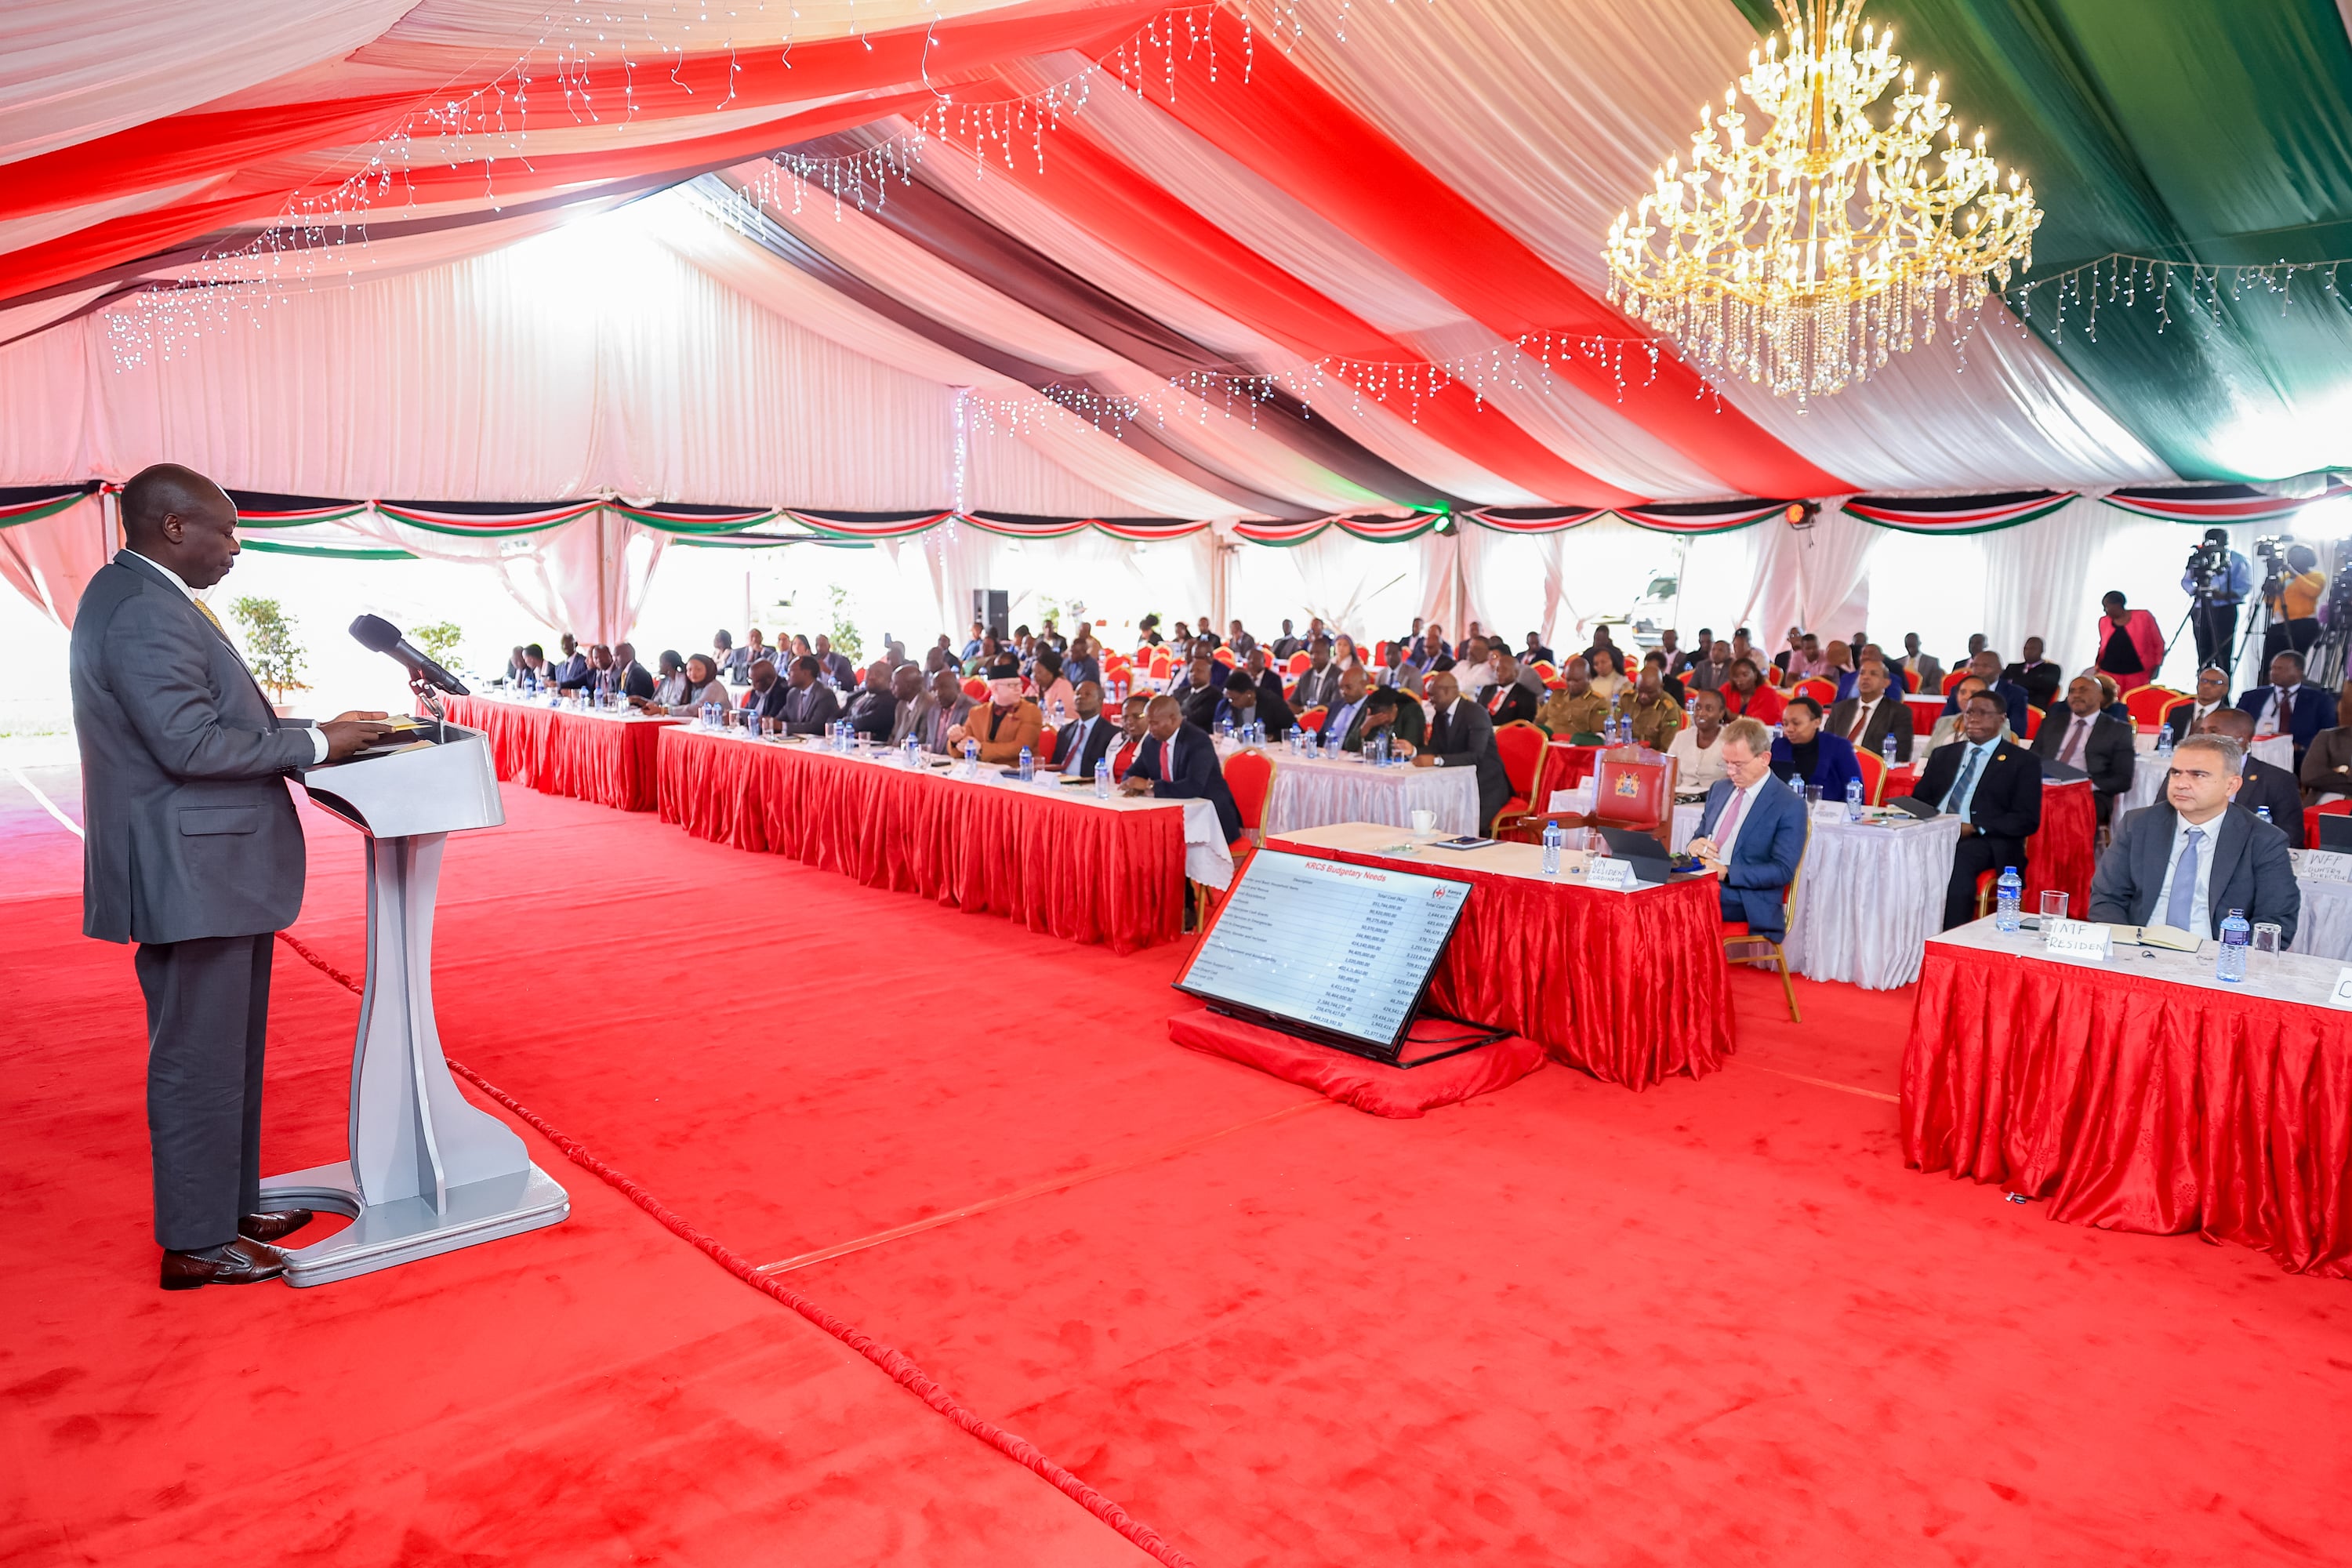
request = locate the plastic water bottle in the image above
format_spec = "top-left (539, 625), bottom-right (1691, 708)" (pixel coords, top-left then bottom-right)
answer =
top-left (1287, 725), bottom-right (1302, 754)
top-left (903, 736), bottom-right (920, 768)
top-left (1220, 716), bottom-right (1235, 742)
top-left (1845, 777), bottom-right (1864, 820)
top-left (1541, 821), bottom-right (1563, 878)
top-left (1786, 773), bottom-right (1804, 797)
top-left (1326, 731), bottom-right (1343, 760)
top-left (1094, 757), bottom-right (1112, 798)
top-left (2216, 908), bottom-right (2250, 982)
top-left (1881, 734), bottom-right (1898, 770)
top-left (1994, 866), bottom-right (2023, 932)
top-left (1053, 699), bottom-right (1067, 726)
top-left (2156, 728), bottom-right (2175, 757)
top-left (962, 738), bottom-right (978, 771)
top-left (1018, 745), bottom-right (1034, 782)
top-left (2256, 806), bottom-right (2273, 826)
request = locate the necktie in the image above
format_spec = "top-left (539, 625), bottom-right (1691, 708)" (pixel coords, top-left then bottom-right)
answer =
top-left (2165, 826), bottom-right (2205, 930)
top-left (1848, 703), bottom-right (1869, 742)
top-left (1160, 736), bottom-right (1175, 782)
top-left (1944, 746), bottom-right (1984, 816)
top-left (2278, 688), bottom-right (2294, 731)
top-left (2060, 717), bottom-right (2086, 765)
top-left (192, 598), bottom-right (227, 638)
top-left (1714, 787), bottom-right (1747, 848)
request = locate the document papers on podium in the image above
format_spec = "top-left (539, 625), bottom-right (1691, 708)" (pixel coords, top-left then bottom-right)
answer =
top-left (1175, 850), bottom-right (1469, 1056)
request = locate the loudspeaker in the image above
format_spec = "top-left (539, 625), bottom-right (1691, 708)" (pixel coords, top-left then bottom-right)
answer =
top-left (973, 590), bottom-right (1008, 639)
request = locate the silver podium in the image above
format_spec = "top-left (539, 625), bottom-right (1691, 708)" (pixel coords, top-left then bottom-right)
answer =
top-left (261, 719), bottom-right (569, 1286)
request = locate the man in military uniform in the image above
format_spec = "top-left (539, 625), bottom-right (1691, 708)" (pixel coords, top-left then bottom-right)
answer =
top-left (1625, 665), bottom-right (1684, 751)
top-left (1536, 656), bottom-right (1609, 740)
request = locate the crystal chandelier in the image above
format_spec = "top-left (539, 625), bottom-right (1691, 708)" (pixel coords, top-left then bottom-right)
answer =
top-left (1604, 0), bottom-right (2043, 402)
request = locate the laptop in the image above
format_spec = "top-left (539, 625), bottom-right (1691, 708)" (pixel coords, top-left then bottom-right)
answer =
top-left (2320, 814), bottom-right (2352, 854)
top-left (1595, 825), bottom-right (1675, 884)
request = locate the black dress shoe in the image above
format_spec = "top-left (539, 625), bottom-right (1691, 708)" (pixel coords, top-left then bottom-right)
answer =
top-left (160, 1237), bottom-right (287, 1290)
top-left (238, 1209), bottom-right (314, 1243)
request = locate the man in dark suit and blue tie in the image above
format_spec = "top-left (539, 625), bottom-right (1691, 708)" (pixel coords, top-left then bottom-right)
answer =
top-left (71, 464), bottom-right (395, 1290)
top-left (1119, 695), bottom-right (1243, 844)
top-left (1687, 716), bottom-right (1808, 940)
top-left (2238, 648), bottom-right (2337, 771)
top-left (1910, 690), bottom-right (2045, 929)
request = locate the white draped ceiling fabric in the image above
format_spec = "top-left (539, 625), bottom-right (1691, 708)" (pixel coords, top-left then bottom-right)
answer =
top-left (0, 0), bottom-right (2321, 662)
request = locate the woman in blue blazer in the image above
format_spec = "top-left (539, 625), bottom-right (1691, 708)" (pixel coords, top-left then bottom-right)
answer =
top-left (1769, 695), bottom-right (1863, 797)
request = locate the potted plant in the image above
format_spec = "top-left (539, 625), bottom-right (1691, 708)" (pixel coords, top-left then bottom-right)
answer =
top-left (226, 596), bottom-right (308, 716)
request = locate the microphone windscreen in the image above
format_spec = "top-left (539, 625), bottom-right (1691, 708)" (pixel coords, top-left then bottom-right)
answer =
top-left (350, 614), bottom-right (401, 653)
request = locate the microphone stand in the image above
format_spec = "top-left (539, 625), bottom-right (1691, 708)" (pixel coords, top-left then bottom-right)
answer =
top-left (414, 677), bottom-right (447, 742)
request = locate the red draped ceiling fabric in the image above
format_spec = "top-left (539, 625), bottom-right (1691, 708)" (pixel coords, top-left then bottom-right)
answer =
top-left (657, 728), bottom-right (1185, 953)
top-left (1904, 939), bottom-right (2352, 1279)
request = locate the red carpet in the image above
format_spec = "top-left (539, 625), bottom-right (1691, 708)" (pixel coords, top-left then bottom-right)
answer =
top-left (5, 770), bottom-right (2350, 1565)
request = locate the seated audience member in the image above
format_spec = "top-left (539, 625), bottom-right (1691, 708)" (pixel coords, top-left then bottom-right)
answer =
top-left (1669, 688), bottom-right (1730, 792)
top-left (1769, 695), bottom-right (1863, 797)
top-left (1654, 629), bottom-right (1685, 674)
top-left (1417, 625), bottom-right (1455, 669)
top-left (2239, 648), bottom-right (2337, 770)
top-left (1136, 614), bottom-right (1164, 648)
top-left (1226, 619), bottom-right (1254, 658)
top-left (1270, 619), bottom-right (1302, 660)
top-left (581, 644), bottom-right (616, 697)
top-left (1536, 657), bottom-right (1610, 740)
top-left (1816, 640), bottom-right (1858, 701)
top-left (1214, 670), bottom-right (1297, 737)
top-left (915, 667), bottom-right (973, 752)
top-left (551, 633), bottom-right (590, 690)
top-left (1064, 633), bottom-right (1102, 691)
top-left (1688, 717), bottom-right (1809, 941)
top-left (1687, 639), bottom-right (1734, 693)
top-left (1828, 658), bottom-right (1913, 764)
top-left (1523, 630), bottom-right (1556, 666)
top-left (1409, 670), bottom-right (1508, 835)
top-left (1718, 658), bottom-right (1787, 725)
top-left (789, 633), bottom-right (815, 662)
top-left (610, 642), bottom-right (655, 702)
top-left (2204, 708), bottom-right (2306, 848)
top-left (1926, 674), bottom-right (2009, 750)
top-left (649, 650), bottom-right (688, 706)
top-left (1291, 638), bottom-right (1343, 710)
top-left (1585, 644), bottom-right (1628, 702)
top-left (1625, 664), bottom-right (1683, 750)
top-left (814, 634), bottom-right (855, 688)
top-left (1911, 691), bottom-right (2044, 929)
top-left (1172, 652), bottom-right (1228, 730)
top-left (1896, 632), bottom-right (1943, 691)
top-left (1640, 649), bottom-right (1687, 706)
top-left (1117, 695), bottom-right (1243, 843)
top-left (1315, 666), bottom-right (1375, 749)
top-left (2162, 666), bottom-right (2233, 742)
top-left (2092, 590), bottom-right (2165, 693)
top-left (1032, 647), bottom-right (1078, 722)
top-left (2089, 733), bottom-right (2299, 943)
top-left (640, 652), bottom-right (730, 716)
top-left (961, 620), bottom-right (987, 661)
top-left (1332, 633), bottom-right (1359, 668)
top-left (2297, 679), bottom-right (2352, 804)
top-left (1479, 652), bottom-right (1538, 727)
top-left (1241, 647), bottom-right (1288, 710)
top-left (1377, 639), bottom-right (1425, 696)
top-left (1939, 648), bottom-right (2031, 736)
top-left (2031, 673), bottom-right (2136, 825)
top-left (777, 653), bottom-right (844, 735)
top-left (946, 655), bottom-right (1042, 762)
top-left (2004, 637), bottom-right (2063, 711)
top-left (1107, 694), bottom-right (1152, 777)
top-left (1353, 687), bottom-right (1427, 753)
top-left (1455, 637), bottom-right (1495, 698)
top-left (739, 628), bottom-right (776, 675)
top-left (1047, 681), bottom-right (1118, 774)
top-left (847, 662), bottom-right (898, 740)
top-left (2087, 668), bottom-right (2132, 724)
top-left (884, 665), bottom-right (930, 745)
top-left (740, 658), bottom-right (792, 727)
top-left (503, 644), bottom-right (532, 683)
top-left (712, 630), bottom-right (742, 681)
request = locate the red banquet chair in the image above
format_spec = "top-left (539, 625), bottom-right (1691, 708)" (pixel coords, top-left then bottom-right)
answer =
top-left (1213, 647), bottom-right (1240, 668)
top-left (960, 675), bottom-right (987, 701)
top-left (1488, 720), bottom-right (1557, 840)
top-left (1794, 677), bottom-right (1838, 707)
top-left (1191, 748), bottom-right (1276, 942)
top-left (1285, 650), bottom-right (1311, 676)
top-left (1901, 669), bottom-right (1921, 692)
top-left (1539, 746), bottom-right (1680, 851)
top-left (1856, 746), bottom-right (1889, 807)
top-left (1296, 706), bottom-right (1327, 734)
top-left (2125, 684), bottom-right (2185, 729)
top-left (2020, 704), bottom-right (2045, 740)
top-left (1148, 651), bottom-right (1173, 681)
top-left (1941, 668), bottom-right (1970, 695)
top-left (1725, 833), bottom-right (1808, 1023)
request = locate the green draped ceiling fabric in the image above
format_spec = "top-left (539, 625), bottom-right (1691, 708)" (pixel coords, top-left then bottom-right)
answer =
top-left (1728, 0), bottom-right (2352, 481)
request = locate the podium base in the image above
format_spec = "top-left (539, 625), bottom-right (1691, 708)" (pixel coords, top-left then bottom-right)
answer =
top-left (258, 1160), bottom-right (571, 1287)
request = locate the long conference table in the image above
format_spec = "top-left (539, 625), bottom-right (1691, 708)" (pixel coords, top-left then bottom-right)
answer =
top-left (441, 692), bottom-right (675, 812)
top-left (1269, 822), bottom-right (1735, 1089)
top-left (658, 725), bottom-right (1232, 955)
top-left (1904, 918), bottom-right (2352, 1278)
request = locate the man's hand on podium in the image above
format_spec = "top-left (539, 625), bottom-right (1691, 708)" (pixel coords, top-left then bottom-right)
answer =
top-left (321, 712), bottom-right (397, 760)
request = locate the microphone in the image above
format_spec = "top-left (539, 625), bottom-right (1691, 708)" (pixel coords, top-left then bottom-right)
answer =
top-left (350, 614), bottom-right (469, 695)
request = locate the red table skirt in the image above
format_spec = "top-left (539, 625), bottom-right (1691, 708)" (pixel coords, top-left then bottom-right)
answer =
top-left (1262, 840), bottom-right (1734, 1088)
top-left (1881, 769), bottom-right (2096, 913)
top-left (659, 728), bottom-right (1185, 953)
top-left (443, 695), bottom-right (672, 812)
top-left (1903, 940), bottom-right (2352, 1277)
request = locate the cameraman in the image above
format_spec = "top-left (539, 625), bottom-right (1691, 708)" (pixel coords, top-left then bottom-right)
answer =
top-left (2263, 541), bottom-right (2327, 664)
top-left (2180, 526), bottom-right (2252, 670)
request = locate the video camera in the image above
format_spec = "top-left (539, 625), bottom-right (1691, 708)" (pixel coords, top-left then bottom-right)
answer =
top-left (2184, 527), bottom-right (2237, 598)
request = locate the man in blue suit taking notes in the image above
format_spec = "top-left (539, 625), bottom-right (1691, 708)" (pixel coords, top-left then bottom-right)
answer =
top-left (1688, 716), bottom-right (1809, 940)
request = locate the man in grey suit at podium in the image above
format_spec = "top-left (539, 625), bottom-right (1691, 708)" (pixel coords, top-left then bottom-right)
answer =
top-left (71, 464), bottom-right (394, 1290)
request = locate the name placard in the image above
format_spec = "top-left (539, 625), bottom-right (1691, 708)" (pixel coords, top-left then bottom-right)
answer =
top-left (2301, 850), bottom-right (2352, 883)
top-left (2042, 917), bottom-right (2112, 963)
top-left (2328, 968), bottom-right (2352, 1011)
top-left (1583, 856), bottom-right (1638, 891)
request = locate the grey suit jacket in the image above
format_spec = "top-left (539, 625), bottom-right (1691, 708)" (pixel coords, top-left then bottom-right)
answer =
top-left (71, 553), bottom-right (316, 945)
top-left (2089, 802), bottom-right (2299, 945)
top-left (2029, 708), bottom-right (2136, 797)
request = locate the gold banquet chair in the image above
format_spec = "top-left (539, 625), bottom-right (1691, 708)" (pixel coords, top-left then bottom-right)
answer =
top-left (1719, 822), bottom-right (1809, 1023)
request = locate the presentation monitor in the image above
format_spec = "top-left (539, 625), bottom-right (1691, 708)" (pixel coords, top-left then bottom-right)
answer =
top-left (1174, 848), bottom-right (1471, 1064)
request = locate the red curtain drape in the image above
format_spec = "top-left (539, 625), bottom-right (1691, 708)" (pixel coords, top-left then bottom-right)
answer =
top-left (1903, 940), bottom-right (2352, 1278)
top-left (1261, 840), bottom-right (1734, 1088)
top-left (659, 729), bottom-right (1185, 953)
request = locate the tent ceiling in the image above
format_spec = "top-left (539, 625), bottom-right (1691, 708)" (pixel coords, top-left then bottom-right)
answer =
top-left (1, 0), bottom-right (2346, 512)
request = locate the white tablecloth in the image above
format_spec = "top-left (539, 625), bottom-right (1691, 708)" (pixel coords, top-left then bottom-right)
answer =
top-left (1250, 747), bottom-right (1480, 837)
top-left (2289, 858), bottom-right (2352, 961)
top-left (1558, 786), bottom-right (1960, 989)
top-left (2131, 730), bottom-right (2290, 771)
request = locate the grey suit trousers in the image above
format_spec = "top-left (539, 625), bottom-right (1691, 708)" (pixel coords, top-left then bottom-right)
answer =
top-left (135, 934), bottom-right (273, 1250)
